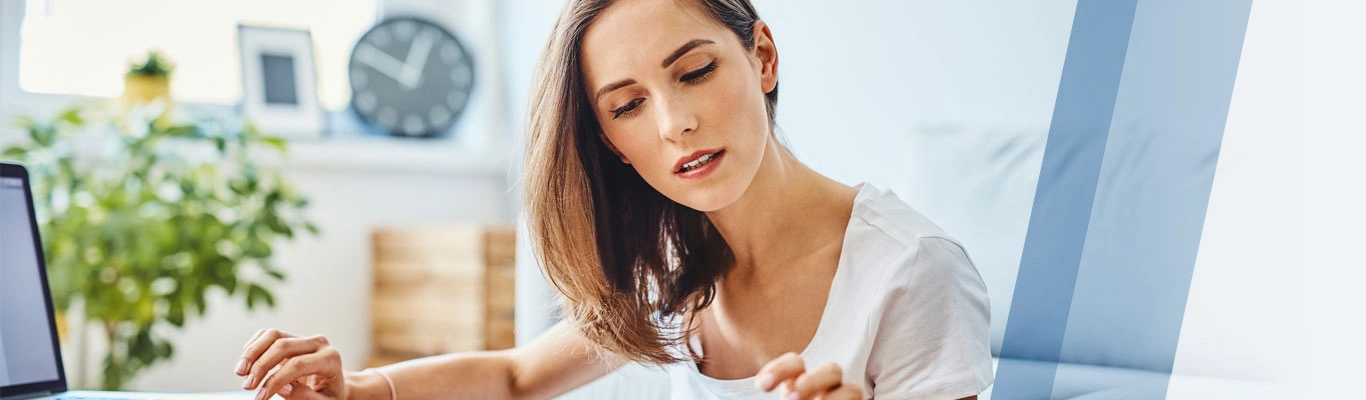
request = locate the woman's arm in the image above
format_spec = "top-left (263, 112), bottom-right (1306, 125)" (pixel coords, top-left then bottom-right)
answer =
top-left (348, 321), bottom-right (624, 400)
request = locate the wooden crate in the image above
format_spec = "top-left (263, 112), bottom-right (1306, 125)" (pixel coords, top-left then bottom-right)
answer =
top-left (368, 224), bottom-right (516, 367)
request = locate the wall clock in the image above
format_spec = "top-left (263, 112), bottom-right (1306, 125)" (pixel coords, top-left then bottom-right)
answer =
top-left (349, 17), bottom-right (475, 138)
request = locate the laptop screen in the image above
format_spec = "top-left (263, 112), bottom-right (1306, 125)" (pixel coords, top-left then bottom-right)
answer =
top-left (0, 175), bottom-right (63, 388)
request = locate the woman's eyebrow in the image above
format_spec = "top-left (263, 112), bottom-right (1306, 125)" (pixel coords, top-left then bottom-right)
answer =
top-left (595, 79), bottom-right (637, 104)
top-left (594, 39), bottom-right (716, 104)
top-left (661, 39), bottom-right (715, 68)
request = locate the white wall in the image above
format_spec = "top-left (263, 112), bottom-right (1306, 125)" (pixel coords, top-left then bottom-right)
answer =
top-left (1170, 0), bottom-right (1366, 393)
top-left (497, 0), bottom-right (570, 347)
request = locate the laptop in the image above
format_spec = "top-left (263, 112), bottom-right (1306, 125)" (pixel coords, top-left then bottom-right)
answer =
top-left (1, 162), bottom-right (217, 400)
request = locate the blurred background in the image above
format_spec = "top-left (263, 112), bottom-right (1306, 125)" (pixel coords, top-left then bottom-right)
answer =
top-left (0, 0), bottom-right (1361, 399)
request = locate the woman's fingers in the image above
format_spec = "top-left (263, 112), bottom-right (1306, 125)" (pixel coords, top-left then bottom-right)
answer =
top-left (254, 347), bottom-right (342, 400)
top-left (790, 361), bottom-right (843, 400)
top-left (756, 352), bottom-right (806, 392)
top-left (281, 378), bottom-right (327, 400)
top-left (755, 355), bottom-right (863, 400)
top-left (243, 334), bottom-right (329, 390)
top-left (239, 329), bottom-right (297, 377)
top-left (238, 329), bottom-right (269, 376)
top-left (244, 329), bottom-right (268, 351)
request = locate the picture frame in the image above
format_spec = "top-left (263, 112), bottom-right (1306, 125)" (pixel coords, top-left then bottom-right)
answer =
top-left (237, 24), bottom-right (325, 139)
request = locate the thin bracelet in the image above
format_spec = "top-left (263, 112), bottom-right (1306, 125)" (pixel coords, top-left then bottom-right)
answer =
top-left (364, 368), bottom-right (397, 400)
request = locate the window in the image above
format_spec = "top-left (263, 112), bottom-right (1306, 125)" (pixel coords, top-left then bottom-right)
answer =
top-left (18, 0), bottom-right (376, 110)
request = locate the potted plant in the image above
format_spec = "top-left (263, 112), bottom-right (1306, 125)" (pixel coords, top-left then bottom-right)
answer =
top-left (2, 102), bottom-right (317, 390)
top-left (123, 50), bottom-right (175, 105)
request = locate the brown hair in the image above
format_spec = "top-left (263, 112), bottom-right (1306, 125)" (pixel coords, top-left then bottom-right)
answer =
top-left (522, 0), bottom-right (778, 364)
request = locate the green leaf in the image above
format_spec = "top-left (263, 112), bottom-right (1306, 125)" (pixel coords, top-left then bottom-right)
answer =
top-left (167, 301), bottom-right (185, 327)
top-left (244, 287), bottom-right (257, 310)
top-left (246, 238), bottom-right (272, 258)
top-left (257, 286), bottom-right (275, 308)
top-left (11, 115), bottom-right (36, 129)
top-left (156, 340), bottom-right (174, 359)
top-left (164, 124), bottom-right (201, 139)
top-left (2, 146), bottom-right (28, 158)
top-left (245, 284), bottom-right (274, 310)
top-left (134, 330), bottom-right (156, 364)
top-left (28, 124), bottom-right (51, 146)
top-left (221, 271), bottom-right (238, 295)
top-left (261, 136), bottom-right (288, 152)
top-left (58, 107), bottom-right (84, 125)
top-left (194, 289), bottom-right (208, 316)
top-left (263, 266), bottom-right (286, 281)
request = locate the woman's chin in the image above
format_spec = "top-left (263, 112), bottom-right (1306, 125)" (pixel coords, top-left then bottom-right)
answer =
top-left (671, 182), bottom-right (747, 213)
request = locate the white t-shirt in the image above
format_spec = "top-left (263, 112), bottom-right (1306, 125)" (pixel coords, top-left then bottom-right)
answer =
top-left (666, 183), bottom-right (994, 399)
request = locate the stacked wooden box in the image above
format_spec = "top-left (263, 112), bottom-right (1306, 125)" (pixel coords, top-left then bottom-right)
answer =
top-left (367, 224), bottom-right (516, 368)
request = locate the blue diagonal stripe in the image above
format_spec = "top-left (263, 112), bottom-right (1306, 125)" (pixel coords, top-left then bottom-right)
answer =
top-left (1053, 0), bottom-right (1252, 397)
top-left (994, 1), bottom-right (1139, 398)
top-left (996, 0), bottom-right (1252, 398)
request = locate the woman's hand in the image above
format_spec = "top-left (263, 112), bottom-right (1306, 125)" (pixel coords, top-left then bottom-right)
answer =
top-left (755, 352), bottom-right (863, 400)
top-left (236, 328), bottom-right (347, 400)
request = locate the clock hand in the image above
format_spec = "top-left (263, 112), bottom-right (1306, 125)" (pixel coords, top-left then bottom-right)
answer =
top-left (355, 43), bottom-right (409, 84)
top-left (401, 29), bottom-right (438, 89)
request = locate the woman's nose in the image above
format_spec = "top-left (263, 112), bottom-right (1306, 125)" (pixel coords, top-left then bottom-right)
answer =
top-left (655, 96), bottom-right (696, 142)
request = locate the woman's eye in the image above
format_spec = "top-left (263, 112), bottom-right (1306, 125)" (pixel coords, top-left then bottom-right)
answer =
top-left (611, 98), bottom-right (643, 119)
top-left (681, 60), bottom-right (717, 83)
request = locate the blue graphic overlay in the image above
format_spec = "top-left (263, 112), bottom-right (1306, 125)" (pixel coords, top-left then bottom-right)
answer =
top-left (1053, 0), bottom-right (1252, 397)
top-left (995, 0), bottom-right (1252, 398)
top-left (995, 0), bottom-right (1139, 398)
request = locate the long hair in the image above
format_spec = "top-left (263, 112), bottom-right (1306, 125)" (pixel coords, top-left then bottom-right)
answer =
top-left (522, 0), bottom-right (778, 364)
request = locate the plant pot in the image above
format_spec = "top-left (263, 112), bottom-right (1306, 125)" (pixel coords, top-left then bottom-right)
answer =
top-left (55, 310), bottom-right (69, 343)
top-left (122, 74), bottom-right (170, 104)
top-left (122, 74), bottom-right (174, 127)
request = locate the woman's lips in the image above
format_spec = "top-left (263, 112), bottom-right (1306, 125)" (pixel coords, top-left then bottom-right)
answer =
top-left (675, 150), bottom-right (725, 180)
top-left (674, 148), bottom-right (725, 173)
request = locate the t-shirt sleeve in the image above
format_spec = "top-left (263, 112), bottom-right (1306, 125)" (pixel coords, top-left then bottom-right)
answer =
top-left (866, 237), bottom-right (994, 399)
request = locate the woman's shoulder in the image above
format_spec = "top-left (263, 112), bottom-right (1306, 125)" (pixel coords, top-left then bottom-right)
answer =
top-left (846, 183), bottom-right (968, 260)
top-left (841, 183), bottom-right (983, 297)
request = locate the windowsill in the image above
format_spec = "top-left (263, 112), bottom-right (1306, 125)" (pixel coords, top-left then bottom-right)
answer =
top-left (0, 96), bottom-right (514, 178)
top-left (271, 135), bottom-right (512, 177)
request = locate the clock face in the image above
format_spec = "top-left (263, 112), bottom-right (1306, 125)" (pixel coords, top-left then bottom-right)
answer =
top-left (348, 17), bottom-right (474, 138)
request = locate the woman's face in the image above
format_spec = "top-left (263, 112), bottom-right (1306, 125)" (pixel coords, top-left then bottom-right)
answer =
top-left (581, 0), bottom-right (778, 212)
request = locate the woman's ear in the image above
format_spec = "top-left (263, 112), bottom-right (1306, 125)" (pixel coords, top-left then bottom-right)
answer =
top-left (752, 20), bottom-right (778, 94)
top-left (599, 132), bottom-right (631, 164)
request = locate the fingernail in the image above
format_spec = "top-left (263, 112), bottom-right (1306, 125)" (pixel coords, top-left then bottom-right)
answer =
top-left (255, 390), bottom-right (267, 400)
top-left (242, 375), bottom-right (254, 390)
top-left (756, 373), bottom-right (774, 390)
top-left (281, 383), bottom-right (293, 396)
top-left (236, 359), bottom-right (248, 375)
top-left (784, 392), bottom-right (799, 400)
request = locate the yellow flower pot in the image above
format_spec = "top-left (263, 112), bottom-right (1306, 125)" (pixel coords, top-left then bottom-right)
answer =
top-left (122, 74), bottom-right (174, 127)
top-left (55, 310), bottom-right (69, 343)
top-left (122, 74), bottom-right (170, 104)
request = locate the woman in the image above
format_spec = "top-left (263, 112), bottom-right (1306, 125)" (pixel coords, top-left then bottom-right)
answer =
top-left (234, 0), bottom-right (993, 398)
